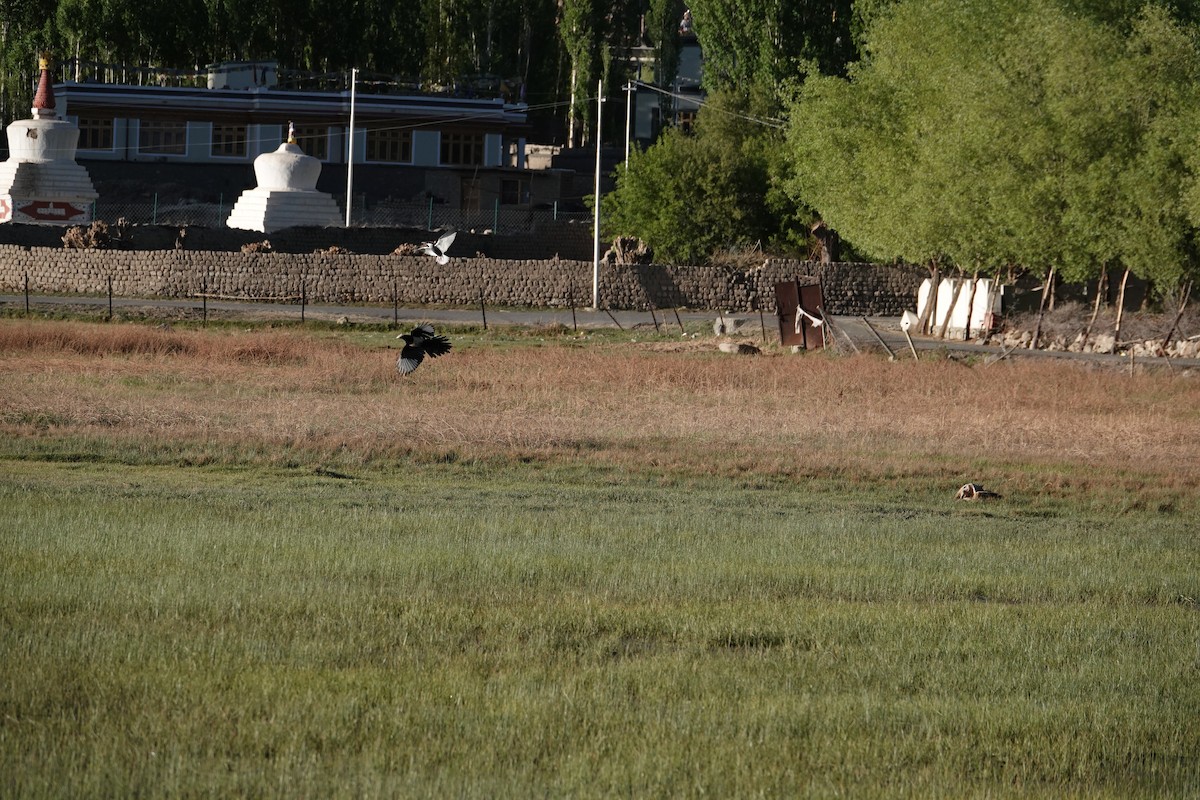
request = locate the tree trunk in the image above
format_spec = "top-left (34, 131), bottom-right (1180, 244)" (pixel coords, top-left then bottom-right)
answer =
top-left (1029, 265), bottom-right (1056, 349)
top-left (1080, 268), bottom-right (1107, 352)
top-left (962, 269), bottom-right (980, 340)
top-left (567, 65), bottom-right (577, 147)
top-left (1159, 281), bottom-right (1192, 355)
top-left (916, 262), bottom-right (940, 335)
top-left (937, 276), bottom-right (966, 339)
top-left (1112, 267), bottom-right (1131, 354)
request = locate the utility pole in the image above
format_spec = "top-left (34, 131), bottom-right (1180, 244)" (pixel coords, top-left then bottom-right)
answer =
top-left (592, 79), bottom-right (604, 309)
top-left (345, 67), bottom-right (358, 227)
top-left (624, 81), bottom-right (636, 169)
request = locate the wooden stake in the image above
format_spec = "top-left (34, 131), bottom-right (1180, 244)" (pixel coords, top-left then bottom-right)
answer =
top-left (819, 310), bottom-right (859, 353)
top-left (861, 316), bottom-right (895, 360)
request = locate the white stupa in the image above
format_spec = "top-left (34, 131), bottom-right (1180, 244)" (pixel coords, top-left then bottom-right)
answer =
top-left (0, 55), bottom-right (98, 225)
top-left (225, 123), bottom-right (343, 232)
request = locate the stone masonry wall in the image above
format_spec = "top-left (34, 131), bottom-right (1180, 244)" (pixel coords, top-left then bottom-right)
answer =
top-left (0, 226), bottom-right (924, 314)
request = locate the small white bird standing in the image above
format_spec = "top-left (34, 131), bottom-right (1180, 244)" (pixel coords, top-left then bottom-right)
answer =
top-left (419, 230), bottom-right (457, 265)
top-left (396, 323), bottom-right (452, 375)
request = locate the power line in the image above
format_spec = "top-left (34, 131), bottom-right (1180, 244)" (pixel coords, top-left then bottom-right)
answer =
top-left (628, 81), bottom-right (786, 129)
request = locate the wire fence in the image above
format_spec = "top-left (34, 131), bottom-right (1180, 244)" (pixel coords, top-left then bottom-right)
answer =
top-left (90, 197), bottom-right (592, 233)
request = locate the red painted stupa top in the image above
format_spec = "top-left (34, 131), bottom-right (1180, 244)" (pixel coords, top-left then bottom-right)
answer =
top-left (32, 54), bottom-right (56, 118)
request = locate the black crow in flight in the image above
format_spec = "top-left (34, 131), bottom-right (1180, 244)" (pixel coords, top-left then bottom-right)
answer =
top-left (396, 323), bottom-right (452, 375)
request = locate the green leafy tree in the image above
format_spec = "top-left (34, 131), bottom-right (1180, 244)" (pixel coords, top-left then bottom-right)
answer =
top-left (689, 0), bottom-right (855, 97)
top-left (644, 0), bottom-right (686, 93)
top-left (1, 0), bottom-right (56, 128)
top-left (557, 0), bottom-right (641, 145)
top-left (604, 89), bottom-right (795, 263)
top-left (788, 0), bottom-right (1200, 291)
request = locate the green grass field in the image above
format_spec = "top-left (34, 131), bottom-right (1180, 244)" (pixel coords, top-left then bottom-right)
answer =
top-left (1, 318), bottom-right (1198, 797)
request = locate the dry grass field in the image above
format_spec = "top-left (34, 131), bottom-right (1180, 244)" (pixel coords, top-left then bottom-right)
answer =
top-left (1, 318), bottom-right (1197, 498)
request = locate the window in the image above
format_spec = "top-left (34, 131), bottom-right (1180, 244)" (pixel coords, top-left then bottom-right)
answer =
top-left (293, 125), bottom-right (328, 160)
top-left (441, 132), bottom-right (484, 165)
top-left (501, 178), bottom-right (529, 205)
top-left (138, 120), bottom-right (186, 155)
top-left (77, 117), bottom-right (113, 151)
top-left (365, 128), bottom-right (412, 163)
top-left (211, 124), bottom-right (246, 158)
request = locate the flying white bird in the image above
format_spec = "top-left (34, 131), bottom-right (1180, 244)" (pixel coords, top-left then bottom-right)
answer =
top-left (419, 230), bottom-right (457, 265)
top-left (396, 323), bottom-right (452, 375)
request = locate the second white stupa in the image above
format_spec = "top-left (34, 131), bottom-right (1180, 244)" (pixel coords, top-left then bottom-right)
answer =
top-left (226, 123), bottom-right (342, 232)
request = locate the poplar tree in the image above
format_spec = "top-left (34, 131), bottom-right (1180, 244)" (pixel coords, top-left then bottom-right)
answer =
top-left (788, 0), bottom-right (1200, 291)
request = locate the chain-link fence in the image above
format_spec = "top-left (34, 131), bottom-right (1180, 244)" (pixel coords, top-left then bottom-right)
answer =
top-left (91, 197), bottom-right (591, 233)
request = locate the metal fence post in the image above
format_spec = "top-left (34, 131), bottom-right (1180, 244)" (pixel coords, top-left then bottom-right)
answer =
top-left (493, 198), bottom-right (499, 234)
top-left (427, 196), bottom-right (433, 230)
top-left (152, 193), bottom-right (158, 225)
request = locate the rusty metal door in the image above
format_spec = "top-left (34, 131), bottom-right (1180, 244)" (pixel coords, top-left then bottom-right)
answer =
top-left (775, 281), bottom-right (803, 346)
top-left (774, 280), bottom-right (825, 349)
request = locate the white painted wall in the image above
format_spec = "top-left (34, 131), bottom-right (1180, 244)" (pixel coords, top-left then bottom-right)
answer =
top-left (916, 277), bottom-right (1003, 336)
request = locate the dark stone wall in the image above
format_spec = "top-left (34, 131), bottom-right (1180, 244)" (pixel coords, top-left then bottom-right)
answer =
top-left (0, 225), bottom-right (924, 314)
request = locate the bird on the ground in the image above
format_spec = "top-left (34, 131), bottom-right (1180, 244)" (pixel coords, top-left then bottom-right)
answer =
top-left (419, 230), bottom-right (457, 265)
top-left (955, 483), bottom-right (1002, 501)
top-left (396, 323), bottom-right (452, 375)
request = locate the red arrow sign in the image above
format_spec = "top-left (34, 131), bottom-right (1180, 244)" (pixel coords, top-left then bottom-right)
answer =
top-left (17, 200), bottom-right (87, 222)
